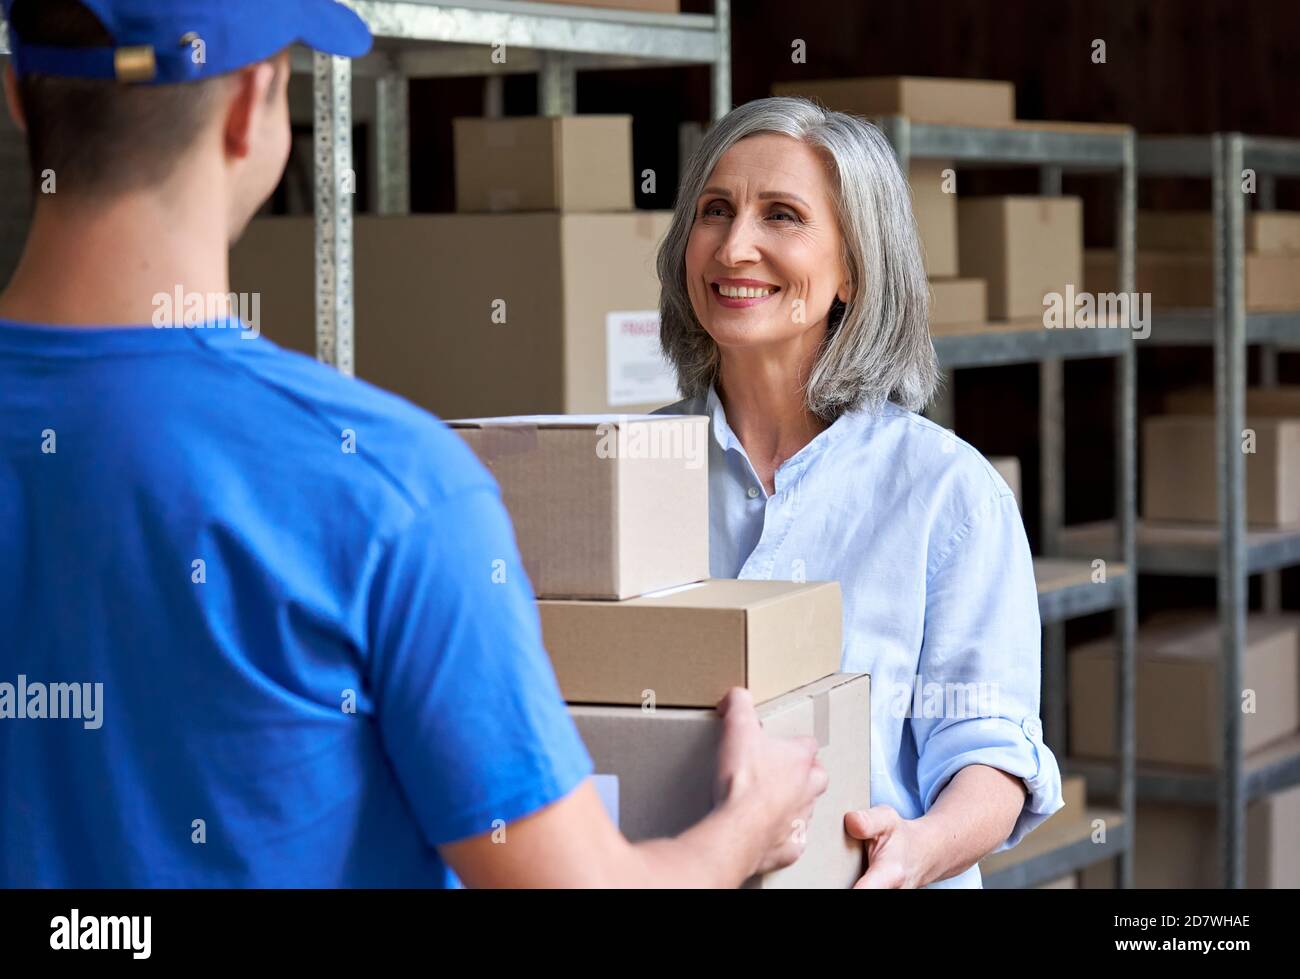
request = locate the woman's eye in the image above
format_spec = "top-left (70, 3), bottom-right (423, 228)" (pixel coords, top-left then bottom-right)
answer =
top-left (768, 208), bottom-right (799, 222)
top-left (701, 204), bottom-right (729, 218)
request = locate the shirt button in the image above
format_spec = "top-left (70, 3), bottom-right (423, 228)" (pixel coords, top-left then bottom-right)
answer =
top-left (747, 487), bottom-right (760, 499)
top-left (1022, 717), bottom-right (1043, 740)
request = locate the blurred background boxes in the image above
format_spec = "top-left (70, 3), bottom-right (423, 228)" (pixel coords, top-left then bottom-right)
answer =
top-left (957, 196), bottom-right (1083, 320)
top-left (453, 115), bottom-right (634, 213)
top-left (910, 159), bottom-right (958, 277)
top-left (451, 415), bottom-right (708, 599)
top-left (771, 75), bottom-right (1015, 126)
top-left (929, 277), bottom-right (988, 325)
top-left (540, 579), bottom-right (843, 706)
top-left (1080, 786), bottom-right (1300, 888)
top-left (1137, 210), bottom-right (1300, 253)
top-left (1069, 614), bottom-right (1300, 767)
top-left (231, 212), bottom-right (676, 418)
top-left (1143, 415), bottom-right (1300, 525)
top-left (1085, 249), bottom-right (1300, 310)
top-left (571, 673), bottom-right (870, 888)
top-left (1165, 384), bottom-right (1300, 416)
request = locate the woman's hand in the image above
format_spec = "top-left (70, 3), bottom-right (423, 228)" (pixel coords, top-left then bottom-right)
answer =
top-left (844, 805), bottom-right (937, 889)
top-left (846, 765), bottom-right (1029, 888)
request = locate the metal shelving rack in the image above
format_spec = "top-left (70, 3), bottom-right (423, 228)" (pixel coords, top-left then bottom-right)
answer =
top-left (875, 117), bottom-right (1139, 887)
top-left (298, 0), bottom-right (732, 376)
top-left (1061, 133), bottom-right (1300, 889)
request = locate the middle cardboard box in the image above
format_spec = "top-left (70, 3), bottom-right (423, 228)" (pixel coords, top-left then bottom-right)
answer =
top-left (541, 578), bottom-right (844, 707)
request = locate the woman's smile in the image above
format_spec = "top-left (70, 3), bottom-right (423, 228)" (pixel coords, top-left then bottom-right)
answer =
top-left (711, 277), bottom-right (782, 308)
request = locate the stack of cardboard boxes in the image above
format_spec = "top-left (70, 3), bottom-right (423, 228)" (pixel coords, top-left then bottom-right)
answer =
top-left (230, 115), bottom-right (677, 419)
top-left (1086, 210), bottom-right (1300, 311)
top-left (770, 75), bottom-right (1093, 331)
top-left (1069, 612), bottom-right (1300, 887)
top-left (450, 413), bottom-right (870, 888)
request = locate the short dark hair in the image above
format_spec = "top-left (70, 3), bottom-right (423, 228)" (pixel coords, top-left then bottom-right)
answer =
top-left (10, 0), bottom-right (227, 196)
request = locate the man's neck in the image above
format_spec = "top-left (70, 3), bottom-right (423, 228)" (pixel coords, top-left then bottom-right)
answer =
top-left (0, 180), bottom-right (231, 328)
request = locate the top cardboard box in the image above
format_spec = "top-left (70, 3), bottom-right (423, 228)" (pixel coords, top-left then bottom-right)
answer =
top-left (451, 414), bottom-right (709, 599)
top-left (454, 116), bottom-right (634, 213)
top-left (771, 76), bottom-right (1015, 127)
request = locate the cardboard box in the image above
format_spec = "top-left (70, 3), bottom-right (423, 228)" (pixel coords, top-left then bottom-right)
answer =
top-left (957, 196), bottom-right (1083, 320)
top-left (929, 277), bottom-right (987, 325)
top-left (771, 76), bottom-right (1015, 127)
top-left (230, 213), bottom-right (677, 418)
top-left (541, 579), bottom-right (843, 706)
top-left (451, 415), bottom-right (708, 600)
top-left (1165, 385), bottom-right (1300, 418)
top-left (1069, 614), bottom-right (1300, 767)
top-left (1080, 786), bottom-right (1300, 888)
top-left (1085, 249), bottom-right (1300, 310)
top-left (453, 116), bottom-right (634, 213)
top-left (987, 455), bottom-right (1021, 511)
top-left (572, 672), bottom-right (870, 888)
top-left (1138, 210), bottom-right (1300, 254)
top-left (911, 160), bottom-right (958, 276)
top-left (1143, 414), bottom-right (1300, 526)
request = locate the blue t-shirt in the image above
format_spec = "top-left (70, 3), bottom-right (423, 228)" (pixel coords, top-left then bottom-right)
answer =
top-left (0, 317), bottom-right (593, 887)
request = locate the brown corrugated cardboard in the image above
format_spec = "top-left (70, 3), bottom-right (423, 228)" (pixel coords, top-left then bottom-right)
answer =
top-left (541, 579), bottom-right (843, 706)
top-left (1137, 210), bottom-right (1300, 254)
top-left (450, 415), bottom-right (708, 600)
top-left (572, 672), bottom-right (870, 888)
top-left (1080, 786), bottom-right (1300, 888)
top-left (987, 456), bottom-right (1021, 511)
top-left (772, 76), bottom-right (1015, 127)
top-left (1143, 415), bottom-right (1300, 525)
top-left (1166, 385), bottom-right (1300, 417)
top-left (453, 116), bottom-right (634, 213)
top-left (957, 196), bottom-right (1083, 320)
top-left (1069, 614), bottom-right (1300, 767)
top-left (229, 213), bottom-right (676, 418)
top-left (929, 277), bottom-right (987, 325)
top-left (910, 160), bottom-right (958, 276)
top-left (1085, 248), bottom-right (1300, 310)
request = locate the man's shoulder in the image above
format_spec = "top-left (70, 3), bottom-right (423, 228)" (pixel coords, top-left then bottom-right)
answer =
top-left (203, 334), bottom-right (496, 512)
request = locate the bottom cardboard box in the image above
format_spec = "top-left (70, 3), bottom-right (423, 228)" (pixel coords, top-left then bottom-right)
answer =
top-left (571, 673), bottom-right (870, 888)
top-left (929, 277), bottom-right (988, 325)
top-left (1080, 785), bottom-right (1300, 888)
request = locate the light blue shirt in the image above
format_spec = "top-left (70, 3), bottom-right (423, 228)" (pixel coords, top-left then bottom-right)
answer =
top-left (658, 386), bottom-right (1063, 889)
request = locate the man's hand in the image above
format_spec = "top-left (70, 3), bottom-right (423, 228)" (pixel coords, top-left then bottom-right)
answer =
top-left (714, 688), bottom-right (829, 875)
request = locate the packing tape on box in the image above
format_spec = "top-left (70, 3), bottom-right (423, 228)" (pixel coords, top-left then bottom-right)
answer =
top-left (812, 689), bottom-right (830, 749)
top-left (471, 424), bottom-right (540, 462)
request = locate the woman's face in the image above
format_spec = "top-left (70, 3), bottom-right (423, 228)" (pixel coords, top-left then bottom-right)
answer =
top-left (684, 133), bottom-right (851, 356)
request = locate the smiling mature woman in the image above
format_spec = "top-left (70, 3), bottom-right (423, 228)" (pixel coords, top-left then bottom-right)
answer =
top-left (655, 96), bottom-right (1064, 889)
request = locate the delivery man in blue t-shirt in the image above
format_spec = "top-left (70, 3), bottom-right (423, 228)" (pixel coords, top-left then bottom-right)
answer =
top-left (0, 0), bottom-right (828, 887)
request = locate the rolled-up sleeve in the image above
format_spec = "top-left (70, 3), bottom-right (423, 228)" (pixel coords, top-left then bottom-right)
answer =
top-left (912, 490), bottom-right (1064, 852)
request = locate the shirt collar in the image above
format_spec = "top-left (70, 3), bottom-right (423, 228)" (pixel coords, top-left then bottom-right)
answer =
top-left (704, 382), bottom-right (861, 484)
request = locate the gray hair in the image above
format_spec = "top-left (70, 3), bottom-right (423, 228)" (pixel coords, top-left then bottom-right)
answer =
top-left (657, 96), bottom-right (939, 419)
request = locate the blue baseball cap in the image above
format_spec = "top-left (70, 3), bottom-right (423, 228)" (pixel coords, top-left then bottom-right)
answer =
top-left (3, 0), bottom-right (373, 84)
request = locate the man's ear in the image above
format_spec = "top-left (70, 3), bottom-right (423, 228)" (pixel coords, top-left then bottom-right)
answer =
top-left (4, 64), bottom-right (28, 134)
top-left (223, 61), bottom-right (279, 160)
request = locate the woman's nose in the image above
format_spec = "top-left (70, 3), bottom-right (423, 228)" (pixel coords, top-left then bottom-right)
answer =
top-left (715, 215), bottom-right (762, 268)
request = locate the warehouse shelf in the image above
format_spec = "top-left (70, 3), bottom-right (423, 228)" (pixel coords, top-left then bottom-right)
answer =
top-left (932, 318), bottom-right (1132, 369)
top-left (886, 119), bottom-right (1139, 888)
top-left (1059, 519), bottom-right (1300, 577)
top-left (1036, 558), bottom-right (1128, 624)
top-left (980, 806), bottom-right (1128, 889)
top-left (1116, 133), bottom-right (1300, 887)
top-left (1066, 732), bottom-right (1300, 806)
top-left (1143, 309), bottom-right (1300, 348)
top-left (292, 0), bottom-right (733, 377)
